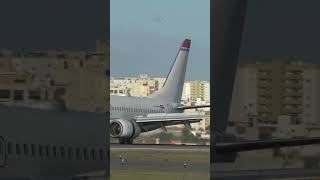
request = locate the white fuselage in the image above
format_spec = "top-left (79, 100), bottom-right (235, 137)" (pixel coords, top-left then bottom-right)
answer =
top-left (110, 95), bottom-right (182, 120)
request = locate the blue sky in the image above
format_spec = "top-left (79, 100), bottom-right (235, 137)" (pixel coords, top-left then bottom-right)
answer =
top-left (111, 0), bottom-right (210, 80)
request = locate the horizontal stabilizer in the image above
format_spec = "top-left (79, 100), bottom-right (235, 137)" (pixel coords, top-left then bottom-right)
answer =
top-left (177, 105), bottom-right (210, 110)
top-left (214, 137), bottom-right (320, 153)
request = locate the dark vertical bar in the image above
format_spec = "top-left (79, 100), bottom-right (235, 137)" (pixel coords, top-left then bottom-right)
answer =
top-left (211, 0), bottom-right (247, 132)
top-left (106, 0), bottom-right (110, 178)
top-left (211, 0), bottom-right (247, 162)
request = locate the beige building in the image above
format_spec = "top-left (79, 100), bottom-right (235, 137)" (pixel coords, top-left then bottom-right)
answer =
top-left (182, 80), bottom-right (210, 102)
top-left (0, 72), bottom-right (48, 104)
top-left (110, 74), bottom-right (166, 97)
top-left (229, 59), bottom-right (320, 126)
top-left (0, 41), bottom-right (109, 112)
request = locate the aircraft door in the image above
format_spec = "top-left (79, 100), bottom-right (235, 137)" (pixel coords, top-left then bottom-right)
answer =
top-left (0, 136), bottom-right (7, 168)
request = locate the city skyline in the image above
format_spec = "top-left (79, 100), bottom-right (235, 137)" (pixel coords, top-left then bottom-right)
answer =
top-left (110, 75), bottom-right (210, 103)
top-left (110, 74), bottom-right (210, 81)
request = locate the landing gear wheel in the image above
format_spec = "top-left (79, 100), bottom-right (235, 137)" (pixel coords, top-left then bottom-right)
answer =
top-left (119, 138), bottom-right (133, 144)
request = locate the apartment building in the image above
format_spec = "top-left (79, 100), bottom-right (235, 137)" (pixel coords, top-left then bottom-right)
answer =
top-left (183, 80), bottom-right (210, 102)
top-left (0, 41), bottom-right (109, 112)
top-left (110, 74), bottom-right (166, 97)
top-left (302, 65), bottom-right (320, 125)
top-left (230, 59), bottom-right (320, 126)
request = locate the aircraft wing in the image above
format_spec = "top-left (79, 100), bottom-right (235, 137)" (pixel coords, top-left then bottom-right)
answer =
top-left (176, 105), bottom-right (210, 110)
top-left (134, 114), bottom-right (207, 124)
top-left (214, 137), bottom-right (320, 152)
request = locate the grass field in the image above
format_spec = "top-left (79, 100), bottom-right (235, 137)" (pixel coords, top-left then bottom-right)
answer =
top-left (111, 150), bottom-right (209, 180)
top-left (111, 150), bottom-right (209, 163)
top-left (111, 168), bottom-right (209, 180)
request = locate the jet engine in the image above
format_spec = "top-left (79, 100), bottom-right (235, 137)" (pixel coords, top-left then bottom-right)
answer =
top-left (110, 119), bottom-right (141, 138)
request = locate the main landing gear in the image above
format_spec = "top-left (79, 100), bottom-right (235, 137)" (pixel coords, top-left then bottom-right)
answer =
top-left (119, 138), bottom-right (133, 144)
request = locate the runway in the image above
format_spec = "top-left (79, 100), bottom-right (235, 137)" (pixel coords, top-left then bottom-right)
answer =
top-left (110, 143), bottom-right (210, 152)
top-left (211, 168), bottom-right (320, 179)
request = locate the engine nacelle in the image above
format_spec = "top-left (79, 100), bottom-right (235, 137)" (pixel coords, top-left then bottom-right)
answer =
top-left (110, 119), bottom-right (141, 139)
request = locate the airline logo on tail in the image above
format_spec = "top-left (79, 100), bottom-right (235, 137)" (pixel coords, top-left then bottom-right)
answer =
top-left (180, 39), bottom-right (191, 51)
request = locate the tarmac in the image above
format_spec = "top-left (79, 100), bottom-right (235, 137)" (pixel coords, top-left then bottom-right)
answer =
top-left (211, 150), bottom-right (320, 180)
top-left (110, 143), bottom-right (210, 152)
top-left (211, 167), bottom-right (320, 180)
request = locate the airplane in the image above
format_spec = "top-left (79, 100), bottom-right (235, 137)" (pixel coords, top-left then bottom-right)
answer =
top-left (110, 39), bottom-right (210, 144)
top-left (0, 104), bottom-right (109, 179)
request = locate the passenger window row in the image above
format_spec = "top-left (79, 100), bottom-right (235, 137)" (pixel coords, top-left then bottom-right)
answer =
top-left (111, 106), bottom-right (163, 113)
top-left (2, 142), bottom-right (106, 161)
